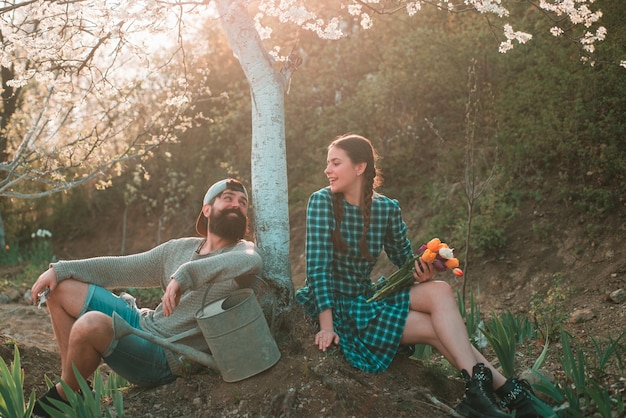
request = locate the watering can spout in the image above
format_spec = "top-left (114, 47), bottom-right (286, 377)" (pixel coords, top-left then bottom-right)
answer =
top-left (112, 312), bottom-right (219, 371)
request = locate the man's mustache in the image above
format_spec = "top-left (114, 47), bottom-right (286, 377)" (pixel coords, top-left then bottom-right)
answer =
top-left (222, 208), bottom-right (245, 218)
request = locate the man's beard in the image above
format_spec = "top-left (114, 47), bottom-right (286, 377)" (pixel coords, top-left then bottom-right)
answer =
top-left (208, 208), bottom-right (248, 241)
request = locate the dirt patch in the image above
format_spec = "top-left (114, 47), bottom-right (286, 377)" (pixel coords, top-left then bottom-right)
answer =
top-left (1, 305), bottom-right (462, 417)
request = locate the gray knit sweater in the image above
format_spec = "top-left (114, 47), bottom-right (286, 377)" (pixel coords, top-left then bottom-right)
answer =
top-left (51, 237), bottom-right (263, 375)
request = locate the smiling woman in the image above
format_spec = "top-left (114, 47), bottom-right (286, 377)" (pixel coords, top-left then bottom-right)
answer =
top-left (295, 134), bottom-right (548, 418)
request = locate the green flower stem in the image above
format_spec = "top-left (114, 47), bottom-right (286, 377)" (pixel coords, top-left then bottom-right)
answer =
top-left (367, 255), bottom-right (420, 302)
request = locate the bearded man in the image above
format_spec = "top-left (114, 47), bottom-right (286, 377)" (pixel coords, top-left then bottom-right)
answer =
top-left (30, 178), bottom-right (262, 417)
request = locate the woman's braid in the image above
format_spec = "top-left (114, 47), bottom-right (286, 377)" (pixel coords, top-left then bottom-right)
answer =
top-left (358, 165), bottom-right (375, 261)
top-left (332, 191), bottom-right (348, 253)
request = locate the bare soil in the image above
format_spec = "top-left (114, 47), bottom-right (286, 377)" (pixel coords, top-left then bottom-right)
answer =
top-left (1, 199), bottom-right (625, 417)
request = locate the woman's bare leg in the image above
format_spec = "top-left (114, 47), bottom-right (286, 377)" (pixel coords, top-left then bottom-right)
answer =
top-left (403, 281), bottom-right (506, 388)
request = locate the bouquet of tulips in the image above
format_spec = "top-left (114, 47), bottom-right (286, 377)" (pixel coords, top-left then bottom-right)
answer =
top-left (367, 238), bottom-right (463, 302)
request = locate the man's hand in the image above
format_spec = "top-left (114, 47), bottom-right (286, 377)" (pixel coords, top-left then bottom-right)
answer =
top-left (31, 268), bottom-right (58, 306)
top-left (162, 278), bottom-right (181, 317)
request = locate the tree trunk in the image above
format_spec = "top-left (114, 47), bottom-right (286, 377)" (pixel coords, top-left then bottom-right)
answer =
top-left (215, 0), bottom-right (294, 312)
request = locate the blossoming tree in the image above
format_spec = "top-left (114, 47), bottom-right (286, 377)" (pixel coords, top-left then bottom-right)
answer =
top-left (0, 0), bottom-right (609, 311)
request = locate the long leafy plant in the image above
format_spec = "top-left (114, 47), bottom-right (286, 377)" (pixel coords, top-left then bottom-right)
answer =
top-left (0, 344), bottom-right (36, 418)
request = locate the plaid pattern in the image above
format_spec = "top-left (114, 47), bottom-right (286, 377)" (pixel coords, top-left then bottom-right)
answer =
top-left (296, 187), bottom-right (414, 373)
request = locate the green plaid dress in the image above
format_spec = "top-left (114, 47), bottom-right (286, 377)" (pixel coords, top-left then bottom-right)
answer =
top-left (296, 187), bottom-right (414, 373)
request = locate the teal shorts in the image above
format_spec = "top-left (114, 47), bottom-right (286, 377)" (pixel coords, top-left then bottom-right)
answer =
top-left (81, 284), bottom-right (177, 387)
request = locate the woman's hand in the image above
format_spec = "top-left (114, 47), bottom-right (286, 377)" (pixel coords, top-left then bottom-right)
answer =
top-left (162, 278), bottom-right (181, 317)
top-left (315, 328), bottom-right (339, 352)
top-left (31, 268), bottom-right (58, 306)
top-left (413, 258), bottom-right (435, 283)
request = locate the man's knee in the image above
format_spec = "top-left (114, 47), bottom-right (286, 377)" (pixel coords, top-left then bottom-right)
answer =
top-left (74, 311), bottom-right (110, 332)
top-left (54, 278), bottom-right (88, 295)
top-left (71, 312), bottom-right (114, 351)
top-left (49, 279), bottom-right (89, 313)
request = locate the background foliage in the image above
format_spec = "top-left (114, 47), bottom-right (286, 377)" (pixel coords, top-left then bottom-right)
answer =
top-left (2, 0), bottom-right (624, 266)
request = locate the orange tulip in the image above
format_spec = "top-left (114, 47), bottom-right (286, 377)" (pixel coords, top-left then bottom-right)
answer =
top-left (445, 258), bottom-right (459, 269)
top-left (426, 238), bottom-right (442, 252)
top-left (421, 249), bottom-right (437, 263)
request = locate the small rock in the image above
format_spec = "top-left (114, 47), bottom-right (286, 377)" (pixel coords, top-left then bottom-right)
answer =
top-left (519, 368), bottom-right (556, 386)
top-left (607, 288), bottom-right (625, 304)
top-left (0, 293), bottom-right (9, 304)
top-left (23, 289), bottom-right (34, 304)
top-left (569, 308), bottom-right (595, 324)
top-left (5, 288), bottom-right (21, 302)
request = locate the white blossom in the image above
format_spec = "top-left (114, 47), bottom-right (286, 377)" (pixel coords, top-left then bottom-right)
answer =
top-left (406, 2), bottom-right (422, 16)
top-left (550, 26), bottom-right (564, 37)
top-left (348, 4), bottom-right (362, 16)
top-left (165, 95), bottom-right (190, 107)
top-left (465, 0), bottom-right (509, 18)
top-left (538, 0), bottom-right (603, 27)
top-left (580, 26), bottom-right (607, 53)
top-left (32, 229), bottom-right (53, 239)
top-left (360, 13), bottom-right (373, 30)
top-left (439, 247), bottom-right (455, 259)
top-left (499, 24), bottom-right (532, 53)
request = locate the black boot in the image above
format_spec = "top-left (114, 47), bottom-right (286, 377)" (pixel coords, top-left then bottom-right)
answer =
top-left (456, 363), bottom-right (511, 418)
top-left (32, 384), bottom-right (70, 417)
top-left (496, 377), bottom-right (546, 418)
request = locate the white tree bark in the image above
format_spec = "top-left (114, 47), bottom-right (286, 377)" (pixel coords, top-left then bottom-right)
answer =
top-left (216, 0), bottom-right (294, 309)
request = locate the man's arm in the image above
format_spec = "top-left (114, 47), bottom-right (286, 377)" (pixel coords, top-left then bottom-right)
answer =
top-left (171, 240), bottom-right (263, 293)
top-left (50, 244), bottom-right (168, 289)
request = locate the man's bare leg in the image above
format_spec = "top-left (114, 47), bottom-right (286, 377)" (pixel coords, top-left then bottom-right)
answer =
top-left (56, 311), bottom-right (114, 397)
top-left (45, 279), bottom-right (89, 371)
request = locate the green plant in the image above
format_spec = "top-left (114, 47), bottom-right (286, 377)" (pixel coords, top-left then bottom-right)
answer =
top-left (0, 229), bottom-right (55, 268)
top-left (589, 330), bottom-right (624, 374)
top-left (40, 365), bottom-right (125, 418)
top-left (586, 381), bottom-right (624, 418)
top-left (0, 241), bottom-right (22, 266)
top-left (104, 370), bottom-right (130, 394)
top-left (529, 273), bottom-right (570, 341)
top-left (0, 344), bottom-right (36, 418)
top-left (480, 313), bottom-right (517, 378)
top-left (531, 219), bottom-right (553, 242)
top-left (26, 229), bottom-right (55, 264)
top-left (531, 337), bottom-right (550, 373)
top-left (456, 289), bottom-right (483, 348)
top-left (572, 187), bottom-right (616, 217)
top-left (531, 369), bottom-right (565, 406)
top-left (480, 310), bottom-right (538, 378)
top-left (560, 330), bottom-right (587, 393)
top-left (412, 344), bottom-right (434, 361)
top-left (533, 329), bottom-right (625, 417)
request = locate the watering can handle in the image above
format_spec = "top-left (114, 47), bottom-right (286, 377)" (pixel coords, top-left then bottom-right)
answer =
top-left (199, 274), bottom-right (266, 312)
top-left (166, 327), bottom-right (201, 343)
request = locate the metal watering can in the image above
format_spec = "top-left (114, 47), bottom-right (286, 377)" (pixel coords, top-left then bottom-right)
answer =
top-left (112, 288), bottom-right (280, 382)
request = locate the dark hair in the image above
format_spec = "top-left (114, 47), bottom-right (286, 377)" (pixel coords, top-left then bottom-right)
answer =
top-left (329, 134), bottom-right (382, 261)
